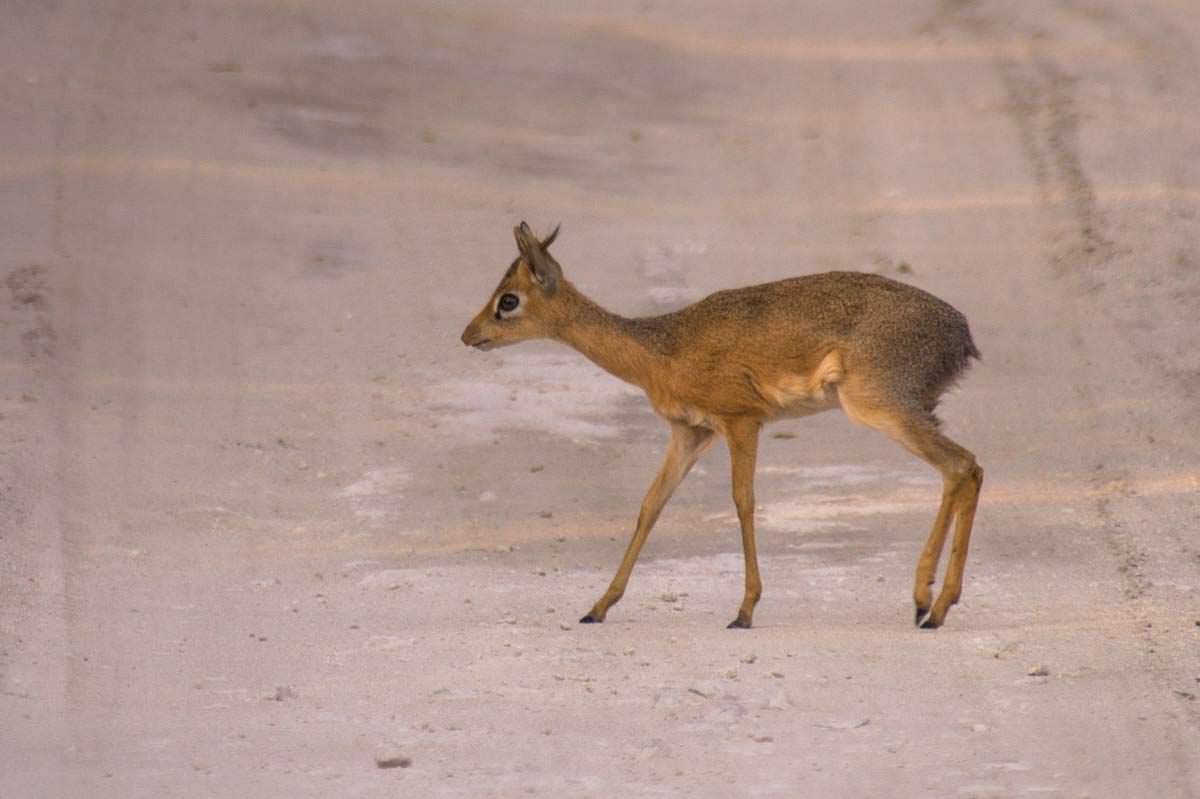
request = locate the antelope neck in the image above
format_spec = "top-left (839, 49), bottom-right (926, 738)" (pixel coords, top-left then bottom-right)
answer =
top-left (553, 284), bottom-right (673, 391)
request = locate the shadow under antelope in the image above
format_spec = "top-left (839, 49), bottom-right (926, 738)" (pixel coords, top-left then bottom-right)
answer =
top-left (461, 223), bottom-right (983, 629)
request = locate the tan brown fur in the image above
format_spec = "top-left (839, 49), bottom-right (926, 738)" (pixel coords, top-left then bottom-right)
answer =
top-left (462, 223), bottom-right (983, 629)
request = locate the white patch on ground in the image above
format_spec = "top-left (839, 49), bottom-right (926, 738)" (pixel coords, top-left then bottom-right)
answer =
top-left (634, 550), bottom-right (902, 607)
top-left (302, 34), bottom-right (385, 60)
top-left (647, 286), bottom-right (700, 305)
top-left (705, 463), bottom-right (936, 533)
top-left (430, 351), bottom-right (642, 443)
top-left (337, 466), bottom-right (410, 524)
top-left (637, 240), bottom-right (708, 278)
top-left (755, 495), bottom-right (922, 532)
top-left (639, 552), bottom-right (747, 579)
top-left (758, 463), bottom-right (936, 489)
top-left (638, 240), bottom-right (707, 307)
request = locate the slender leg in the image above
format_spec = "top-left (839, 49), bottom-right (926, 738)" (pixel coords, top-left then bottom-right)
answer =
top-left (838, 386), bottom-right (982, 629)
top-left (889, 421), bottom-right (982, 629)
top-left (913, 477), bottom-right (958, 624)
top-left (580, 422), bottom-right (714, 623)
top-left (924, 461), bottom-right (983, 628)
top-left (724, 417), bottom-right (763, 629)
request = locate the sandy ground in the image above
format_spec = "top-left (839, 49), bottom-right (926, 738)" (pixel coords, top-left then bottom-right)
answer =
top-left (2, 1), bottom-right (1199, 796)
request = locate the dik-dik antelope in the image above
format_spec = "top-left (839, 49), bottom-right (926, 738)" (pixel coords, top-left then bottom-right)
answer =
top-left (461, 223), bottom-right (983, 629)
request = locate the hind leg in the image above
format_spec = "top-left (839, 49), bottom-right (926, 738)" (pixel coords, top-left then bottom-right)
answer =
top-left (897, 424), bottom-right (982, 628)
top-left (839, 386), bottom-right (982, 628)
top-left (924, 457), bottom-right (983, 628)
top-left (913, 476), bottom-right (958, 624)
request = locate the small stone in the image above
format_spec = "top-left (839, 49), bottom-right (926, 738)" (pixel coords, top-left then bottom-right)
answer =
top-left (623, 647), bottom-right (636, 656)
top-left (530, 465), bottom-right (544, 472)
top-left (271, 685), bottom-right (295, 702)
top-left (1027, 664), bottom-right (1051, 677)
top-left (750, 734), bottom-right (774, 743)
top-left (972, 723), bottom-right (988, 732)
top-left (375, 753), bottom-right (412, 769)
top-left (740, 653), bottom-right (757, 664)
top-left (724, 669), bottom-right (738, 680)
top-left (559, 622), bottom-right (572, 631)
top-left (539, 511), bottom-right (553, 519)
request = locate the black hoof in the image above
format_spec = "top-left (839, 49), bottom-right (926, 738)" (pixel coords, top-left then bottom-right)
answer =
top-left (918, 614), bottom-right (941, 630)
top-left (726, 617), bottom-right (752, 630)
top-left (914, 607), bottom-right (930, 627)
top-left (579, 614), bottom-right (601, 624)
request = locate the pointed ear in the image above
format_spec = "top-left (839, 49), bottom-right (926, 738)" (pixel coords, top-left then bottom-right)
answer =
top-left (540, 224), bottom-right (560, 250)
top-left (513, 222), bottom-right (562, 294)
top-left (513, 221), bottom-right (537, 256)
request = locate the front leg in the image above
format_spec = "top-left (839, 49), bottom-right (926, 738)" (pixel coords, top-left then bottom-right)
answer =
top-left (723, 417), bottom-right (763, 629)
top-left (581, 422), bottom-right (714, 623)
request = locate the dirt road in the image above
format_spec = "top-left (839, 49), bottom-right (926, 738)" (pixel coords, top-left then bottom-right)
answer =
top-left (2, 1), bottom-right (1198, 796)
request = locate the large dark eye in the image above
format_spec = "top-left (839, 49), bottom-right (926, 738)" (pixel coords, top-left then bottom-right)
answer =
top-left (498, 293), bottom-right (520, 313)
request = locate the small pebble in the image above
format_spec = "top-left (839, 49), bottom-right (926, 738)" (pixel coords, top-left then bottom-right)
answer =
top-left (559, 622), bottom-right (572, 631)
top-left (375, 753), bottom-right (412, 770)
top-left (1027, 664), bottom-right (1051, 677)
top-left (740, 653), bottom-right (757, 664)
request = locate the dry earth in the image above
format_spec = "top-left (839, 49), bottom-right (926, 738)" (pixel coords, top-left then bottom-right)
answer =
top-left (2, 1), bottom-right (1199, 797)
